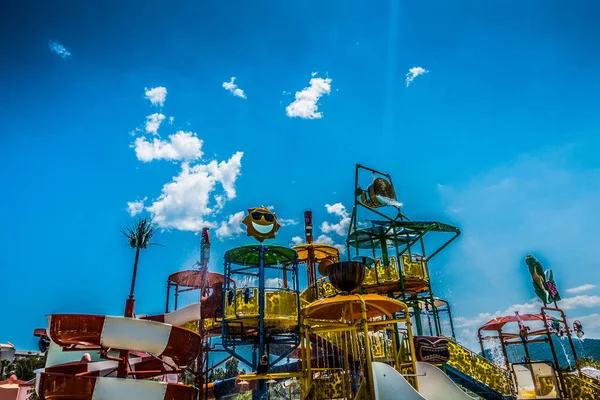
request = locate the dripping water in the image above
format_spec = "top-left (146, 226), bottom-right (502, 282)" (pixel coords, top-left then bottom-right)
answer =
top-left (557, 337), bottom-right (572, 370)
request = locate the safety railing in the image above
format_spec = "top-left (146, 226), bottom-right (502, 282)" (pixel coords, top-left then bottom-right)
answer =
top-left (300, 254), bottom-right (429, 305)
top-left (447, 340), bottom-right (512, 396)
top-left (223, 287), bottom-right (298, 324)
top-left (563, 373), bottom-right (600, 399)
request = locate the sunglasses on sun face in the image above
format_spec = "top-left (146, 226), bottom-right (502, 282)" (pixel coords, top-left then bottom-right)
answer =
top-left (252, 212), bottom-right (274, 222)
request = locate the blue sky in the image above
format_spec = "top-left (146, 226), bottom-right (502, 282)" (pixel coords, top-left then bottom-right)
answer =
top-left (1, 1), bottom-right (600, 352)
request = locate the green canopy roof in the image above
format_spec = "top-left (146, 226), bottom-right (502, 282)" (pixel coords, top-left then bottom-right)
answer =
top-left (369, 220), bottom-right (460, 234)
top-left (224, 244), bottom-right (297, 266)
top-left (347, 226), bottom-right (418, 249)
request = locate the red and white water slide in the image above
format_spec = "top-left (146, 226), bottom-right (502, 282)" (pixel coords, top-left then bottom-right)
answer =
top-left (35, 272), bottom-right (229, 399)
top-left (35, 314), bottom-right (203, 399)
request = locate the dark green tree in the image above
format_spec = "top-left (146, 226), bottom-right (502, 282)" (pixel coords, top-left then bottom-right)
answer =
top-left (0, 355), bottom-right (46, 381)
top-left (206, 357), bottom-right (247, 383)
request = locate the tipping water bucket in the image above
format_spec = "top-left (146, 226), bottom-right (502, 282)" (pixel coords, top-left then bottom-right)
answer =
top-left (359, 177), bottom-right (397, 208)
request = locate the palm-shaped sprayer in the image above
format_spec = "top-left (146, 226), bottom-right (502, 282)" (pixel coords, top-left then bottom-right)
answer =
top-left (121, 217), bottom-right (161, 317)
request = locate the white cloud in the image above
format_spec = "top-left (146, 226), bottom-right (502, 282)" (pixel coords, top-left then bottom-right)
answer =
top-left (215, 211), bottom-right (246, 240)
top-left (145, 113), bottom-right (166, 135)
top-left (279, 218), bottom-right (299, 227)
top-left (145, 86), bottom-right (168, 107)
top-left (126, 197), bottom-right (147, 216)
top-left (146, 152), bottom-right (244, 231)
top-left (169, 116), bottom-right (175, 125)
top-left (222, 77), bottom-right (247, 99)
top-left (290, 236), bottom-right (303, 246)
top-left (316, 234), bottom-right (346, 254)
top-left (405, 66), bottom-right (429, 87)
top-left (311, 71), bottom-right (318, 77)
top-left (560, 295), bottom-right (600, 310)
top-left (49, 40), bottom-right (71, 58)
top-left (320, 203), bottom-right (350, 236)
top-left (132, 131), bottom-right (204, 163)
top-left (286, 76), bottom-right (332, 119)
top-left (455, 299), bottom-right (542, 331)
top-left (566, 284), bottom-right (596, 294)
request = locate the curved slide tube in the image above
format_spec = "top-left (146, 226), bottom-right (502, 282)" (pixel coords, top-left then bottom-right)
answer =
top-left (371, 362), bottom-right (475, 400)
top-left (36, 314), bottom-right (202, 399)
top-left (47, 314), bottom-right (201, 366)
top-left (142, 285), bottom-right (223, 326)
top-left (372, 362), bottom-right (427, 400)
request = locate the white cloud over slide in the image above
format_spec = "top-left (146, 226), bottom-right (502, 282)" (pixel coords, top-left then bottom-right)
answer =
top-left (128, 86), bottom-right (244, 232)
top-left (146, 152), bottom-right (244, 231)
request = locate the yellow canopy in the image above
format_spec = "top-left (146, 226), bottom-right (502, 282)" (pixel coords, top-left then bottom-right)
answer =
top-left (293, 243), bottom-right (340, 263)
top-left (303, 294), bottom-right (408, 321)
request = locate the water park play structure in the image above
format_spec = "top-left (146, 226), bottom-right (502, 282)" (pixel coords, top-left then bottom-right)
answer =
top-left (29, 164), bottom-right (600, 399)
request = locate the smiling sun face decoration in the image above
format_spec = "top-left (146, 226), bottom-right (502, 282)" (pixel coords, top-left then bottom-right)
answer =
top-left (242, 206), bottom-right (281, 242)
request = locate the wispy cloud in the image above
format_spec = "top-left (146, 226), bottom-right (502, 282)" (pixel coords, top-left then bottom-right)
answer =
top-left (222, 77), bottom-right (247, 99)
top-left (286, 75), bottom-right (332, 119)
top-left (279, 218), bottom-right (299, 227)
top-left (49, 40), bottom-right (71, 59)
top-left (145, 86), bottom-right (167, 107)
top-left (566, 284), bottom-right (596, 294)
top-left (405, 66), bottom-right (428, 87)
top-left (560, 295), bottom-right (600, 310)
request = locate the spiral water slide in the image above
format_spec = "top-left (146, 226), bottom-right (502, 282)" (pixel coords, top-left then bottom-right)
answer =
top-left (35, 314), bottom-right (202, 400)
top-left (35, 273), bottom-right (230, 399)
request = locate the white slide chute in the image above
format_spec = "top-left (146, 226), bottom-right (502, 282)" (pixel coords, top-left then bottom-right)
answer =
top-left (371, 361), bottom-right (476, 400)
top-left (415, 362), bottom-right (476, 400)
top-left (372, 362), bottom-right (427, 400)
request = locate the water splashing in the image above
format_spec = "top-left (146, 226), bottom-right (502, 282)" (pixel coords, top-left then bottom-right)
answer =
top-left (375, 195), bottom-right (403, 208)
top-left (488, 339), bottom-right (506, 367)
